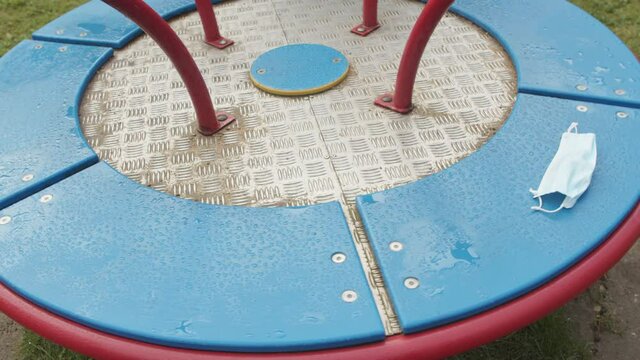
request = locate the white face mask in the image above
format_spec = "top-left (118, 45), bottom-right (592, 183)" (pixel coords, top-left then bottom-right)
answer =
top-left (530, 122), bottom-right (597, 213)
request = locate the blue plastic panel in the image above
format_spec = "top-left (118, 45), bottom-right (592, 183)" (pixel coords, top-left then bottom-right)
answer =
top-left (250, 44), bottom-right (349, 95)
top-left (357, 94), bottom-right (640, 333)
top-left (0, 41), bottom-right (112, 211)
top-left (32, 0), bottom-right (223, 48)
top-left (447, 0), bottom-right (640, 108)
top-left (0, 162), bottom-right (384, 352)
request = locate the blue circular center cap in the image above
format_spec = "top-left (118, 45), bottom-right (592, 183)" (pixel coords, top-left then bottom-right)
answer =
top-left (250, 44), bottom-right (350, 96)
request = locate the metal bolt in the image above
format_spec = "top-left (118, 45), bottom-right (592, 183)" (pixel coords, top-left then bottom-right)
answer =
top-left (55, 29), bottom-right (65, 35)
top-left (341, 290), bottom-right (358, 303)
top-left (332, 57), bottom-right (342, 63)
top-left (22, 174), bottom-right (34, 182)
top-left (404, 277), bottom-right (420, 289)
top-left (331, 252), bottom-right (346, 264)
top-left (257, 69), bottom-right (266, 75)
top-left (576, 84), bottom-right (588, 91)
top-left (382, 96), bottom-right (393, 103)
top-left (217, 114), bottom-right (228, 122)
top-left (389, 241), bottom-right (404, 252)
top-left (79, 32), bottom-right (88, 37)
top-left (616, 111), bottom-right (629, 119)
top-left (40, 194), bottom-right (53, 203)
top-left (615, 89), bottom-right (626, 96)
top-left (59, 46), bottom-right (67, 53)
top-left (0, 216), bottom-right (11, 225)
top-left (219, 40), bottom-right (227, 45)
top-left (576, 105), bottom-right (589, 113)
top-left (34, 44), bottom-right (43, 50)
top-left (357, 27), bottom-right (365, 32)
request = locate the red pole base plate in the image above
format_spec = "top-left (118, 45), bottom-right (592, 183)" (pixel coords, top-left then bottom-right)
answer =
top-left (205, 37), bottom-right (235, 49)
top-left (351, 23), bottom-right (381, 37)
top-left (374, 93), bottom-right (413, 114)
top-left (198, 111), bottom-right (236, 135)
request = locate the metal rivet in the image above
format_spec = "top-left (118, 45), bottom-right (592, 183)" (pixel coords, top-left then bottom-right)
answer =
top-left (357, 27), bottom-right (365, 32)
top-left (341, 290), bottom-right (358, 302)
top-left (332, 57), bottom-right (342, 63)
top-left (217, 114), bottom-right (228, 122)
top-left (59, 47), bottom-right (67, 53)
top-left (55, 29), bottom-right (64, 35)
top-left (576, 84), bottom-right (588, 91)
top-left (382, 96), bottom-right (393, 103)
top-left (0, 216), bottom-right (11, 225)
top-left (79, 32), bottom-right (88, 37)
top-left (404, 277), bottom-right (420, 289)
top-left (331, 252), bottom-right (346, 264)
top-left (389, 241), bottom-right (403, 252)
top-left (576, 105), bottom-right (589, 112)
top-left (22, 174), bottom-right (34, 182)
top-left (219, 40), bottom-right (227, 45)
top-left (616, 111), bottom-right (629, 119)
top-left (257, 69), bottom-right (266, 75)
top-left (615, 89), bottom-right (626, 96)
top-left (40, 194), bottom-right (53, 203)
top-left (34, 44), bottom-right (43, 50)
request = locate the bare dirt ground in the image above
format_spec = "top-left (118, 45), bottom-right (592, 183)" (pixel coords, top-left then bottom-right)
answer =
top-left (0, 241), bottom-right (638, 359)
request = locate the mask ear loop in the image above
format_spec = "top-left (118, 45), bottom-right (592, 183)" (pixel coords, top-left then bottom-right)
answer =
top-left (567, 122), bottom-right (579, 134)
top-left (529, 189), bottom-right (564, 213)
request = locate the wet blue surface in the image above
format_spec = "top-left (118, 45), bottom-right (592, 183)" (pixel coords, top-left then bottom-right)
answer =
top-left (357, 94), bottom-right (640, 333)
top-left (448, 0), bottom-right (640, 108)
top-left (32, 0), bottom-right (223, 48)
top-left (0, 162), bottom-right (384, 351)
top-left (0, 41), bottom-right (112, 210)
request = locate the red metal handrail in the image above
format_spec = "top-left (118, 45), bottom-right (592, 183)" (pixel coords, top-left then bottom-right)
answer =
top-left (195, 0), bottom-right (234, 49)
top-left (352, 0), bottom-right (380, 36)
top-left (375, 0), bottom-right (456, 113)
top-left (102, 0), bottom-right (235, 135)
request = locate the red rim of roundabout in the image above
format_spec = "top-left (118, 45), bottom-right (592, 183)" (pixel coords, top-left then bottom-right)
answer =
top-left (1, 202), bottom-right (638, 360)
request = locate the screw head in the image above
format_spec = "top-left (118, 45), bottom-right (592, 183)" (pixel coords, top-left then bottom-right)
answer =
top-left (357, 27), bottom-right (365, 32)
top-left (341, 290), bottom-right (358, 303)
top-left (59, 46), bottom-right (67, 53)
top-left (382, 96), bottom-right (393, 103)
top-left (22, 174), bottom-right (34, 182)
top-left (616, 111), bottom-right (629, 119)
top-left (389, 241), bottom-right (404, 252)
top-left (217, 114), bottom-right (229, 122)
top-left (79, 32), bottom-right (88, 37)
top-left (219, 40), bottom-right (228, 45)
top-left (404, 277), bottom-right (420, 289)
top-left (34, 44), bottom-right (43, 50)
top-left (331, 252), bottom-right (346, 264)
top-left (332, 57), bottom-right (342, 64)
top-left (0, 216), bottom-right (11, 225)
top-left (55, 29), bottom-right (64, 35)
top-left (576, 105), bottom-right (589, 113)
top-left (40, 194), bottom-right (53, 203)
top-left (615, 89), bottom-right (626, 96)
top-left (576, 84), bottom-right (588, 91)
top-left (257, 69), bottom-right (266, 75)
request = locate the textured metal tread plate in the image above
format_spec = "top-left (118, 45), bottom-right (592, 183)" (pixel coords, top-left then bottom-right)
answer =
top-left (357, 94), bottom-right (640, 333)
top-left (79, 0), bottom-right (517, 335)
top-left (0, 40), bottom-right (112, 210)
top-left (32, 0), bottom-right (222, 48)
top-left (447, 0), bottom-right (640, 108)
top-left (0, 162), bottom-right (384, 352)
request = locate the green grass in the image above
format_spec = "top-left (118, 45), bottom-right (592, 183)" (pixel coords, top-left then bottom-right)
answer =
top-left (3, 0), bottom-right (640, 359)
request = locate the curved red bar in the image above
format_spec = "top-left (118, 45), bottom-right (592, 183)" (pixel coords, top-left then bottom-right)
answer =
top-left (195, 0), bottom-right (234, 49)
top-left (1, 202), bottom-right (637, 359)
top-left (102, 0), bottom-right (235, 135)
top-left (375, 0), bottom-right (455, 113)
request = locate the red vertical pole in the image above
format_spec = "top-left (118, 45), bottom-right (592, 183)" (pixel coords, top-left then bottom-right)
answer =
top-left (195, 0), bottom-right (234, 49)
top-left (375, 0), bottom-right (455, 114)
top-left (351, 0), bottom-right (380, 36)
top-left (102, 0), bottom-right (235, 135)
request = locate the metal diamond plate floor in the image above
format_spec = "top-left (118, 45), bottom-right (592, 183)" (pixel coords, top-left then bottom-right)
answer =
top-left (79, 0), bottom-right (516, 334)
